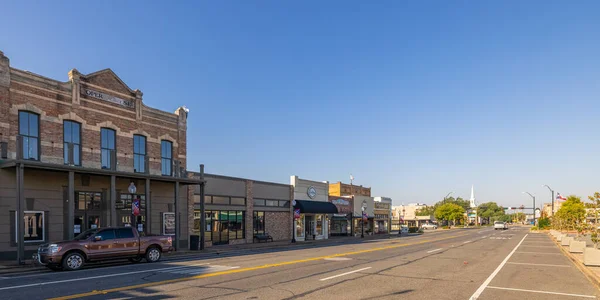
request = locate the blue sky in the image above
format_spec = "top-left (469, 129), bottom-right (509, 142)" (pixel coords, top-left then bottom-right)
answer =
top-left (2, 1), bottom-right (599, 207)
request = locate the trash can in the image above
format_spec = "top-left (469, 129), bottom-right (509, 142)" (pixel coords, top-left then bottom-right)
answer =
top-left (190, 235), bottom-right (199, 251)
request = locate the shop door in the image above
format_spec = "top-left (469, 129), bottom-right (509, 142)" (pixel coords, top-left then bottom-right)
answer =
top-left (212, 221), bottom-right (229, 245)
top-left (74, 192), bottom-right (103, 236)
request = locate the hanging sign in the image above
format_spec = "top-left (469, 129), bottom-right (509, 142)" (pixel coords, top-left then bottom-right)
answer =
top-left (132, 198), bottom-right (141, 216)
top-left (294, 209), bottom-right (301, 219)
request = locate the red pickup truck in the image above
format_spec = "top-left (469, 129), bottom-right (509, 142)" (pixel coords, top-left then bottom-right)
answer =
top-left (34, 227), bottom-right (173, 271)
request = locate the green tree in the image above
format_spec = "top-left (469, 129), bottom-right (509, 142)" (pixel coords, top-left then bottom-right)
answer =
top-left (588, 192), bottom-right (600, 228)
top-left (555, 195), bottom-right (586, 233)
top-left (435, 203), bottom-right (465, 226)
top-left (477, 202), bottom-right (505, 224)
top-left (416, 206), bottom-right (435, 216)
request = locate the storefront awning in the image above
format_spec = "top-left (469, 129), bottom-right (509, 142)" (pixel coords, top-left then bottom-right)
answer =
top-left (294, 200), bottom-right (338, 214)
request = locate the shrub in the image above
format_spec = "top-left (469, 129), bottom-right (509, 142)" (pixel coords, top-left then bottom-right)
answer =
top-left (537, 217), bottom-right (550, 230)
top-left (530, 226), bottom-right (539, 231)
top-left (408, 227), bottom-right (418, 233)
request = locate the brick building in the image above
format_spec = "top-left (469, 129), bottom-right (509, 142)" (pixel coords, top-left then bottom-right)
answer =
top-left (329, 181), bottom-right (371, 197)
top-left (0, 51), bottom-right (202, 263)
top-left (190, 173), bottom-right (292, 246)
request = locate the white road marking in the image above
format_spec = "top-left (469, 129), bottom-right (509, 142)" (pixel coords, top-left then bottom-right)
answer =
top-left (0, 263), bottom-right (211, 291)
top-left (506, 262), bottom-right (570, 267)
top-left (486, 286), bottom-right (596, 298)
top-left (519, 245), bottom-right (555, 248)
top-left (463, 241), bottom-right (471, 244)
top-left (469, 234), bottom-right (528, 300)
top-left (426, 248), bottom-right (443, 253)
top-left (514, 252), bottom-right (561, 255)
top-left (324, 257), bottom-right (352, 261)
top-left (319, 267), bottom-right (372, 281)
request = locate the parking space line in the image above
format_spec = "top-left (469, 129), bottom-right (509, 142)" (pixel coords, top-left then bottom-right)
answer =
top-left (426, 248), bottom-right (443, 253)
top-left (506, 262), bottom-right (570, 267)
top-left (319, 267), bottom-right (372, 281)
top-left (514, 252), bottom-right (561, 255)
top-left (469, 234), bottom-right (528, 300)
top-left (487, 286), bottom-right (596, 298)
top-left (463, 241), bottom-right (471, 244)
top-left (519, 245), bottom-right (555, 248)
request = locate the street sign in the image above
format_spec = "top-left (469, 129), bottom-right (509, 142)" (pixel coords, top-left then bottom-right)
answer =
top-left (294, 209), bottom-right (301, 219)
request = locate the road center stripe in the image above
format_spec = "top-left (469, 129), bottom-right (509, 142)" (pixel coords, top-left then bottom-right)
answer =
top-left (319, 267), bottom-right (372, 281)
top-left (426, 248), bottom-right (443, 253)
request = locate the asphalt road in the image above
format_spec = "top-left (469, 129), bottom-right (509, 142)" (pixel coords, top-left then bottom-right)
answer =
top-left (1, 227), bottom-right (598, 300)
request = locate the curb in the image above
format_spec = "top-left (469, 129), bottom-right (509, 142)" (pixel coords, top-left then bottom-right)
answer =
top-left (548, 233), bottom-right (600, 291)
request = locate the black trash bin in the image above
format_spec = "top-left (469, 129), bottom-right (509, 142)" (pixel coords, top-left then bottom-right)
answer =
top-left (190, 235), bottom-right (199, 250)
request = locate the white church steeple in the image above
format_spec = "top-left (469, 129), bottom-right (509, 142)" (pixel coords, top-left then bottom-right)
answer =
top-left (469, 185), bottom-right (476, 208)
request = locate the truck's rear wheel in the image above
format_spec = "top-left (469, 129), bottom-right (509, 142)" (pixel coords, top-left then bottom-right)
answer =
top-left (62, 252), bottom-right (85, 271)
top-left (145, 247), bottom-right (161, 263)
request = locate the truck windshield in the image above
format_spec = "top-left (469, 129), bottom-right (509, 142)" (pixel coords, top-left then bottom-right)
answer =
top-left (74, 228), bottom-right (99, 240)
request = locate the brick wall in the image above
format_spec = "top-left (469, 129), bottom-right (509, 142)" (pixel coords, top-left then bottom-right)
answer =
top-left (1, 53), bottom-right (187, 174)
top-left (265, 212), bottom-right (291, 241)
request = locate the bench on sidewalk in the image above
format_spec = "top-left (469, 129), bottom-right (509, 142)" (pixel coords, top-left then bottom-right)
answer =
top-left (254, 233), bottom-right (274, 243)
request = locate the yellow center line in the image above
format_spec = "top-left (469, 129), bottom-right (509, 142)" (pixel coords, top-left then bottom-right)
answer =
top-left (48, 232), bottom-right (469, 300)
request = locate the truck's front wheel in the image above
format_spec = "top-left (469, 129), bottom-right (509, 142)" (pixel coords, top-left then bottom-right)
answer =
top-left (62, 252), bottom-right (85, 271)
top-left (146, 247), bottom-right (161, 263)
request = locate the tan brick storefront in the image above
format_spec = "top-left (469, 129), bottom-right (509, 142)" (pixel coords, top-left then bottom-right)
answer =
top-left (0, 51), bottom-right (202, 262)
top-left (190, 173), bottom-right (292, 247)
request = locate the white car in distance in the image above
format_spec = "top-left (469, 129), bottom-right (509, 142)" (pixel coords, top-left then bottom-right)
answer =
top-left (494, 221), bottom-right (508, 230)
top-left (421, 224), bottom-right (437, 230)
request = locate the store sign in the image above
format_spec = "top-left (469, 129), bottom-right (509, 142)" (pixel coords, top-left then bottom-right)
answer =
top-left (83, 88), bottom-right (135, 108)
top-left (162, 212), bottom-right (175, 236)
top-left (329, 196), bottom-right (353, 214)
top-left (374, 203), bottom-right (390, 210)
top-left (307, 186), bottom-right (317, 199)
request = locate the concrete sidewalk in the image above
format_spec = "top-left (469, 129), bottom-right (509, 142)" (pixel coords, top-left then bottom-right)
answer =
top-left (0, 231), bottom-right (423, 275)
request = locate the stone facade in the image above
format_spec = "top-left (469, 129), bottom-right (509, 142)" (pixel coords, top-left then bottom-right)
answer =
top-left (265, 211), bottom-right (291, 241)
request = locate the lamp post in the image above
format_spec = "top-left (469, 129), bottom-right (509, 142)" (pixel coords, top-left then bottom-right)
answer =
top-left (542, 185), bottom-right (554, 217)
top-left (291, 200), bottom-right (297, 243)
top-left (128, 182), bottom-right (137, 230)
top-left (444, 191), bottom-right (454, 203)
top-left (361, 200), bottom-right (367, 238)
top-left (523, 192), bottom-right (536, 225)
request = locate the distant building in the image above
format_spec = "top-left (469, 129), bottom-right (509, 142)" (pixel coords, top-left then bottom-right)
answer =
top-left (391, 203), bottom-right (432, 229)
top-left (373, 197), bottom-right (392, 233)
top-left (329, 181), bottom-right (371, 197)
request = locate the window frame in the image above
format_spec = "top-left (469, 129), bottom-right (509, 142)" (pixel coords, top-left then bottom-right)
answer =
top-left (15, 210), bottom-right (45, 243)
top-left (18, 111), bottom-right (41, 161)
top-left (100, 128), bottom-right (116, 169)
top-left (161, 140), bottom-right (173, 176)
top-left (253, 211), bottom-right (266, 236)
top-left (63, 120), bottom-right (82, 166)
top-left (133, 134), bottom-right (147, 173)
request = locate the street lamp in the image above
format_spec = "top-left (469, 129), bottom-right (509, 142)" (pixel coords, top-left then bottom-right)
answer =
top-left (361, 200), bottom-right (367, 238)
top-left (444, 191), bottom-right (454, 203)
top-left (523, 192), bottom-right (536, 225)
top-left (542, 185), bottom-right (555, 217)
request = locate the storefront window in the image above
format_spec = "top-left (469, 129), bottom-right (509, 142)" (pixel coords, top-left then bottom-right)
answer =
top-left (296, 215), bottom-right (304, 237)
top-left (17, 211), bottom-right (45, 243)
top-left (197, 210), bottom-right (245, 244)
top-left (316, 215), bottom-right (323, 236)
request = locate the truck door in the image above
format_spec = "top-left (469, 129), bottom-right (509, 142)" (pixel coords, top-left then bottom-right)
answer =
top-left (115, 228), bottom-right (139, 256)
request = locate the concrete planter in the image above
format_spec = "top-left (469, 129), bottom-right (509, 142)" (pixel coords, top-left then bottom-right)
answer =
top-left (557, 234), bottom-right (563, 242)
top-left (561, 236), bottom-right (573, 246)
top-left (584, 248), bottom-right (600, 266)
top-left (569, 241), bottom-right (586, 253)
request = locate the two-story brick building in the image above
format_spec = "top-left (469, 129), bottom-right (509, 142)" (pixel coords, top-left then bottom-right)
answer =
top-left (0, 51), bottom-right (202, 263)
